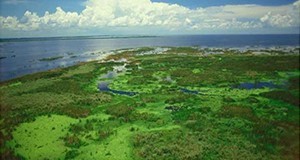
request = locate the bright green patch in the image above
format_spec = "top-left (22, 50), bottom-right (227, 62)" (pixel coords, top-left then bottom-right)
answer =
top-left (8, 115), bottom-right (77, 159)
top-left (192, 68), bottom-right (201, 74)
top-left (62, 64), bottom-right (96, 78)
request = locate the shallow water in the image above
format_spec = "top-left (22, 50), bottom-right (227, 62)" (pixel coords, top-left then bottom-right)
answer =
top-left (98, 82), bottom-right (137, 96)
top-left (232, 82), bottom-right (279, 90)
top-left (180, 88), bottom-right (199, 94)
top-left (1, 34), bottom-right (299, 81)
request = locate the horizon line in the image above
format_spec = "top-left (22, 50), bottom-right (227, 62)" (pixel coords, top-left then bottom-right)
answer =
top-left (1, 33), bottom-right (300, 40)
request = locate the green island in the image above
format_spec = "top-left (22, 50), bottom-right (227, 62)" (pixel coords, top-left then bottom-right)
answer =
top-left (0, 47), bottom-right (299, 159)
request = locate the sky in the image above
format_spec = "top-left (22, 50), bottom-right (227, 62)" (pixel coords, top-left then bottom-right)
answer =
top-left (0, 0), bottom-right (299, 38)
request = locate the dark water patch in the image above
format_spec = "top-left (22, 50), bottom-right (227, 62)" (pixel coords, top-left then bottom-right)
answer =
top-left (98, 82), bottom-right (137, 96)
top-left (232, 82), bottom-right (280, 90)
top-left (180, 88), bottom-right (199, 94)
top-left (39, 56), bottom-right (64, 61)
top-left (0, 56), bottom-right (7, 60)
top-left (98, 82), bottom-right (110, 91)
top-left (110, 90), bottom-right (137, 96)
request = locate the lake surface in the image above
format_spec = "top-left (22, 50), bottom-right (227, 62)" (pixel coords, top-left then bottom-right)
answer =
top-left (0, 34), bottom-right (299, 82)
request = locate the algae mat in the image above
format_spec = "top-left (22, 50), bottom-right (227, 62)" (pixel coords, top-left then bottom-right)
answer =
top-left (9, 115), bottom-right (78, 160)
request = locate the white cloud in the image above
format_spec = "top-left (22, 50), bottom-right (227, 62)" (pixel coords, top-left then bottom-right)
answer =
top-left (259, 1), bottom-right (300, 28)
top-left (78, 0), bottom-right (190, 28)
top-left (0, 16), bottom-right (21, 30)
top-left (41, 7), bottom-right (80, 28)
top-left (294, 0), bottom-right (300, 9)
top-left (201, 4), bottom-right (291, 20)
top-left (0, 0), bottom-right (300, 36)
top-left (260, 12), bottom-right (296, 28)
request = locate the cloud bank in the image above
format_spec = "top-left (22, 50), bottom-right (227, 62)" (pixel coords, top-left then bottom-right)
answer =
top-left (0, 0), bottom-right (300, 37)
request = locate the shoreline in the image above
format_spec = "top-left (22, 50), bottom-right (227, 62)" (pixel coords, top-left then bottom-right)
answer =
top-left (1, 46), bottom-right (299, 83)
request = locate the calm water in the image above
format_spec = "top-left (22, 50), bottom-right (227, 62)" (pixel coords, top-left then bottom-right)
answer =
top-left (232, 82), bottom-right (280, 90)
top-left (0, 34), bottom-right (299, 82)
top-left (98, 81), bottom-right (137, 96)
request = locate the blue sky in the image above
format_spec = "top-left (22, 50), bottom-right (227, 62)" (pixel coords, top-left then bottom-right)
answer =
top-left (153, 0), bottom-right (297, 8)
top-left (0, 0), bottom-right (85, 18)
top-left (0, 0), bottom-right (299, 38)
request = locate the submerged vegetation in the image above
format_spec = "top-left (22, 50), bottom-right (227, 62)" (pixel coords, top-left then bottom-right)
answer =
top-left (0, 47), bottom-right (299, 159)
top-left (39, 56), bottom-right (64, 61)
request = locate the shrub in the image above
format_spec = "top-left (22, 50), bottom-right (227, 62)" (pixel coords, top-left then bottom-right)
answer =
top-left (98, 128), bottom-right (113, 141)
top-left (133, 129), bottom-right (203, 160)
top-left (65, 150), bottom-right (79, 159)
top-left (64, 134), bottom-right (83, 148)
top-left (219, 105), bottom-right (256, 121)
top-left (260, 90), bottom-right (299, 107)
top-left (106, 105), bottom-right (134, 118)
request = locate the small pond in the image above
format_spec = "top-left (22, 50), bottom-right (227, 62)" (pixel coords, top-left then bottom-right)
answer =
top-left (232, 81), bottom-right (280, 90)
top-left (180, 88), bottom-right (199, 94)
top-left (98, 82), bottom-right (137, 96)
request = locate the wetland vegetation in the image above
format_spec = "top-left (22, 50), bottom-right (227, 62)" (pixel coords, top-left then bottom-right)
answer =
top-left (0, 47), bottom-right (299, 159)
